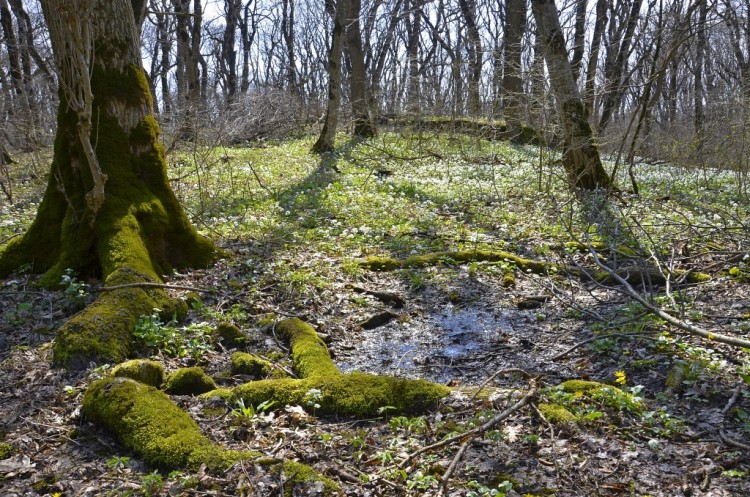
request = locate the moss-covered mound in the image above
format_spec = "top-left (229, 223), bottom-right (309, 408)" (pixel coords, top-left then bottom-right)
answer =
top-left (83, 377), bottom-right (251, 471)
top-left (164, 367), bottom-right (217, 395)
top-left (210, 318), bottom-right (450, 417)
top-left (231, 352), bottom-right (272, 377)
top-left (112, 359), bottom-right (165, 387)
top-left (216, 322), bottom-right (247, 347)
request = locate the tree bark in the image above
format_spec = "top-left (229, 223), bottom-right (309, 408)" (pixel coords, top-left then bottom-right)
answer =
top-left (313, 0), bottom-right (346, 153)
top-left (0, 0), bottom-right (216, 369)
top-left (502, 0), bottom-right (527, 141)
top-left (458, 0), bottom-right (482, 116)
top-left (531, 0), bottom-right (613, 190)
top-left (346, 0), bottom-right (377, 138)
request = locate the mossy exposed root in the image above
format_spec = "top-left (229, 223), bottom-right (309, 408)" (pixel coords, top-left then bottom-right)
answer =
top-left (83, 377), bottom-right (253, 472)
top-left (359, 249), bottom-right (710, 285)
top-left (208, 318), bottom-right (450, 417)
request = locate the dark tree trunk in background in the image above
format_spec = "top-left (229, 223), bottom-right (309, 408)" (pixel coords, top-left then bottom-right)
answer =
top-left (222, 0), bottom-right (242, 103)
top-left (502, 0), bottom-right (527, 141)
top-left (313, 0), bottom-right (346, 153)
top-left (531, 0), bottom-right (613, 190)
top-left (346, 0), bottom-right (377, 137)
top-left (583, 0), bottom-right (607, 116)
top-left (281, 0), bottom-right (297, 94)
top-left (458, 0), bottom-right (482, 115)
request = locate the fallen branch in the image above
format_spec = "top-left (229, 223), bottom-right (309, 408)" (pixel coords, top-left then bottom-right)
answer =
top-left (551, 331), bottom-right (661, 360)
top-left (587, 246), bottom-right (750, 349)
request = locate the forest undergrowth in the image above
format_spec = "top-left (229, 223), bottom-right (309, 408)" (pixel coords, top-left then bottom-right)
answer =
top-left (1, 130), bottom-right (749, 496)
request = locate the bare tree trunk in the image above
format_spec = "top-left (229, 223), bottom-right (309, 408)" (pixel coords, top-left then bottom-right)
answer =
top-left (458, 0), bottom-right (482, 116)
top-left (222, 0), bottom-right (241, 104)
top-left (346, 0), bottom-right (376, 137)
top-left (313, 0), bottom-right (346, 153)
top-left (0, 0), bottom-right (216, 369)
top-left (405, 0), bottom-right (422, 114)
top-left (583, 0), bottom-right (607, 116)
top-left (693, 0), bottom-right (707, 159)
top-left (502, 0), bottom-right (527, 141)
top-left (281, 0), bottom-right (297, 94)
top-left (597, 0), bottom-right (643, 133)
top-left (571, 0), bottom-right (587, 82)
top-left (531, 0), bottom-right (613, 190)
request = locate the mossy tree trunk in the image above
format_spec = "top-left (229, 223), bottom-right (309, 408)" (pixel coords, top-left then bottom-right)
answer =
top-left (0, 0), bottom-right (216, 369)
top-left (531, 0), bottom-right (613, 190)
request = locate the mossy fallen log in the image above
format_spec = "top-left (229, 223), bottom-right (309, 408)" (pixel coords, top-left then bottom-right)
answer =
top-left (208, 318), bottom-right (450, 417)
top-left (83, 377), bottom-right (253, 471)
top-left (360, 250), bottom-right (555, 274)
top-left (359, 249), bottom-right (710, 285)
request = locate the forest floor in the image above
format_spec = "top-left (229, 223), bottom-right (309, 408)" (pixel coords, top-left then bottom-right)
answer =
top-left (1, 130), bottom-right (750, 496)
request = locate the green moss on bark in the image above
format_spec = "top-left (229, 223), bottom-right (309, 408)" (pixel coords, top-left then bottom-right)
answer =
top-left (164, 367), bottom-right (217, 395)
top-left (112, 359), bottom-right (165, 387)
top-left (0, 61), bottom-right (217, 369)
top-left (231, 352), bottom-right (273, 377)
top-left (83, 377), bottom-right (253, 471)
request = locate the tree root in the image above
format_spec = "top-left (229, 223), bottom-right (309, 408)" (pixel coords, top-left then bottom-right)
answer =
top-left (206, 318), bottom-right (451, 417)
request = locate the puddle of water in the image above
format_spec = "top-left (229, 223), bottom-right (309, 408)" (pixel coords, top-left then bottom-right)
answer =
top-left (337, 305), bottom-right (517, 383)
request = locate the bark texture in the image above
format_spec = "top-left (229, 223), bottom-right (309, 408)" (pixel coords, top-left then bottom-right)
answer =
top-left (0, 0), bottom-right (216, 369)
top-left (531, 0), bottom-right (613, 190)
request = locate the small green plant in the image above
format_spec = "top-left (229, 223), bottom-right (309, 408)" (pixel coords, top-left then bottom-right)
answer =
top-left (106, 455), bottom-right (131, 472)
top-left (467, 480), bottom-right (512, 497)
top-left (405, 470), bottom-right (437, 491)
top-left (304, 388), bottom-right (323, 415)
top-left (133, 309), bottom-right (214, 361)
top-left (140, 470), bottom-right (164, 496)
top-left (60, 268), bottom-right (88, 310)
top-left (389, 415), bottom-right (428, 434)
top-left (231, 398), bottom-right (275, 421)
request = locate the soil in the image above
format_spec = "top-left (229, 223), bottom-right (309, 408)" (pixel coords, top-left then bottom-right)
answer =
top-left (1, 243), bottom-right (749, 496)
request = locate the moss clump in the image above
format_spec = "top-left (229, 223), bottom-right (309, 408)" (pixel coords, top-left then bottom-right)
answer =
top-left (165, 367), bottom-right (217, 395)
top-left (231, 352), bottom-right (272, 378)
top-left (84, 377), bottom-right (253, 471)
top-left (538, 403), bottom-right (578, 425)
top-left (216, 322), bottom-right (246, 347)
top-left (112, 359), bottom-right (165, 387)
top-left (0, 442), bottom-right (15, 459)
top-left (558, 380), bottom-right (605, 394)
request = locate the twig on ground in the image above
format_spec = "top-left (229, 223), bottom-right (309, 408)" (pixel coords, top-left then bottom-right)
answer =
top-left (551, 331), bottom-right (661, 360)
top-left (470, 368), bottom-right (533, 400)
top-left (721, 382), bottom-right (744, 416)
top-left (400, 380), bottom-right (539, 469)
top-left (585, 238), bottom-right (750, 349)
top-left (437, 437), bottom-right (471, 497)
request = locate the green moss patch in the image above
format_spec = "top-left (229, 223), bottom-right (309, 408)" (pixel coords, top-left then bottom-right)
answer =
top-left (538, 403), bottom-right (578, 425)
top-left (165, 367), bottom-right (217, 395)
top-left (216, 322), bottom-right (247, 347)
top-left (83, 377), bottom-right (253, 471)
top-left (231, 352), bottom-right (273, 378)
top-left (0, 442), bottom-right (16, 459)
top-left (112, 359), bottom-right (165, 387)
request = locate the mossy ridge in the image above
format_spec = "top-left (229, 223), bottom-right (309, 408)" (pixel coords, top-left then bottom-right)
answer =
top-left (213, 318), bottom-right (450, 417)
top-left (83, 377), bottom-right (253, 471)
top-left (360, 250), bottom-right (710, 285)
top-left (538, 403), bottom-right (578, 424)
top-left (231, 351), bottom-right (278, 378)
top-left (360, 250), bottom-right (555, 274)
